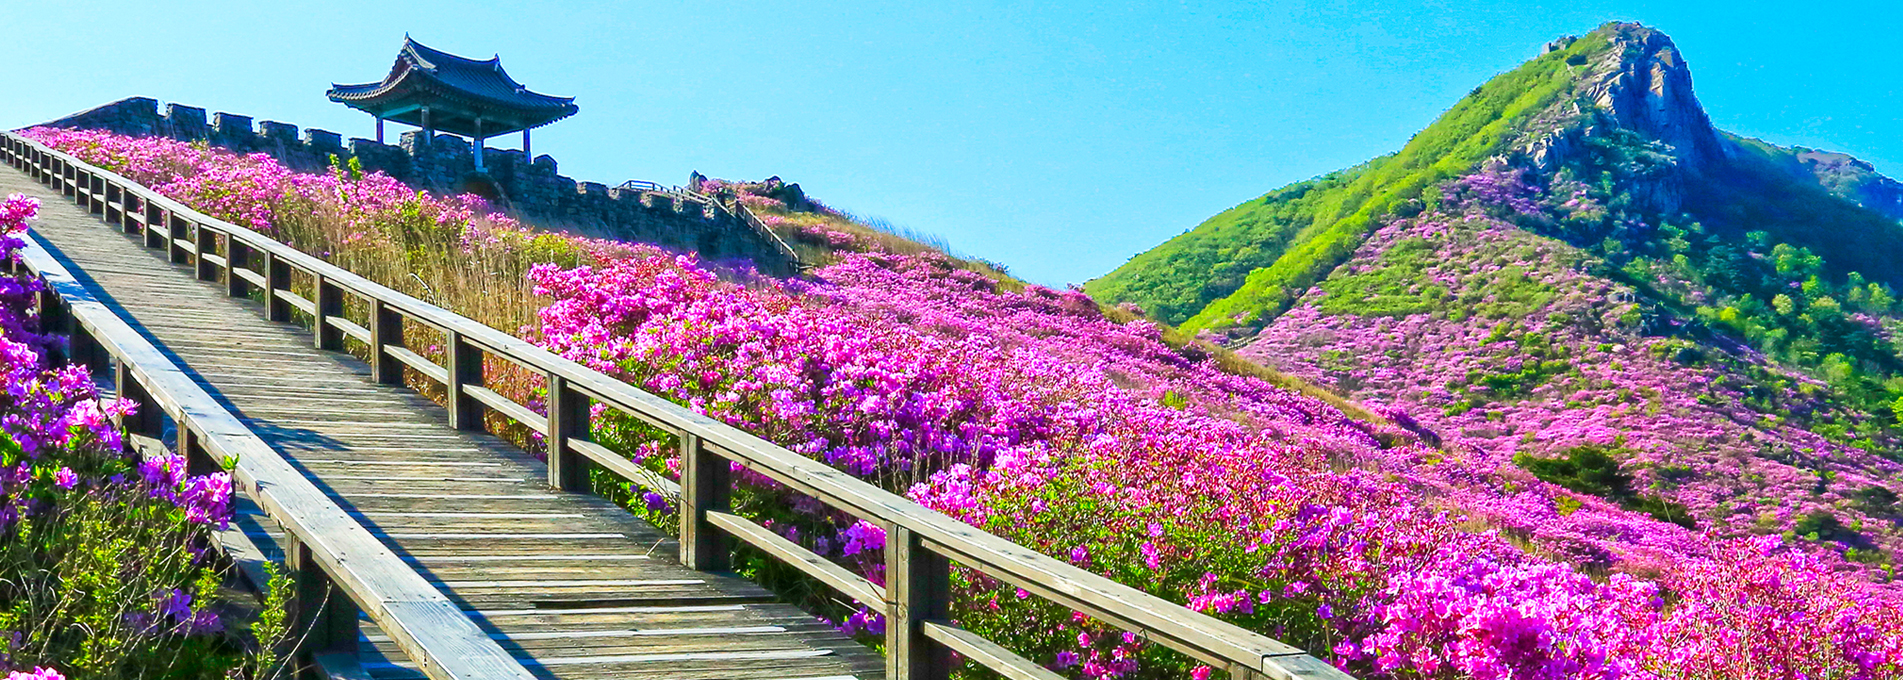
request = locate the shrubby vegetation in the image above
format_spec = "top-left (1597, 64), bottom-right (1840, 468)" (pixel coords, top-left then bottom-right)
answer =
top-left (0, 196), bottom-right (283, 679)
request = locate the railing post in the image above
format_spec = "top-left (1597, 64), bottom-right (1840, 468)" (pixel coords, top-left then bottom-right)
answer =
top-left (370, 300), bottom-right (404, 385)
top-left (886, 524), bottom-right (953, 680)
top-left (195, 225), bottom-right (218, 281)
top-left (145, 206), bottom-right (166, 248)
top-left (104, 183), bottom-right (122, 225)
top-left (544, 374), bottom-right (590, 492)
top-left (226, 239), bottom-right (250, 297)
top-left (68, 322), bottom-right (104, 376)
top-left (89, 174), bottom-right (104, 216)
top-left (283, 536), bottom-right (360, 675)
top-left (168, 216), bottom-right (191, 264)
top-left (446, 331), bottom-right (483, 430)
top-left (678, 433), bottom-right (729, 571)
top-left (266, 252), bottom-right (292, 322)
top-left (115, 363), bottom-right (164, 442)
top-left (177, 419), bottom-right (220, 477)
top-left (314, 274), bottom-right (343, 351)
top-left (121, 194), bottom-right (141, 235)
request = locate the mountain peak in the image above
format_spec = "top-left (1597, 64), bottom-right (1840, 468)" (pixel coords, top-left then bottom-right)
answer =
top-left (1519, 23), bottom-right (1723, 179)
top-left (1578, 23), bottom-right (1725, 168)
top-left (1090, 21), bottom-right (1900, 337)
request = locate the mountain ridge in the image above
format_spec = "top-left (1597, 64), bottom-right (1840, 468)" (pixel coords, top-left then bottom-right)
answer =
top-left (1092, 21), bottom-right (1903, 573)
top-left (1090, 22), bottom-right (1903, 336)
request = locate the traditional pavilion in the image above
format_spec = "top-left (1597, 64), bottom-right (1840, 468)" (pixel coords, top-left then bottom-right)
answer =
top-left (327, 37), bottom-right (578, 170)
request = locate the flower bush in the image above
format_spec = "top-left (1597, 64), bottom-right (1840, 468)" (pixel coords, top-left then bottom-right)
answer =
top-left (28, 129), bottom-right (1903, 678)
top-left (0, 194), bottom-right (253, 679)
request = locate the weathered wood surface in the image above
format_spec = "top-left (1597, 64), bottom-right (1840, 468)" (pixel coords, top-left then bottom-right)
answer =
top-left (2, 168), bottom-right (886, 680)
top-left (16, 239), bottom-right (534, 680)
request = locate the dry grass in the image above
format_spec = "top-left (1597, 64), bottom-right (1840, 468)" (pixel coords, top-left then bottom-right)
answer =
top-left (271, 199), bottom-right (555, 336)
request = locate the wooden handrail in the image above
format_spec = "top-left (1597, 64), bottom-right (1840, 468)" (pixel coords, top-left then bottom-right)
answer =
top-left (6, 235), bottom-right (536, 680)
top-left (615, 178), bottom-right (803, 268)
top-left (2, 131), bottom-right (1351, 680)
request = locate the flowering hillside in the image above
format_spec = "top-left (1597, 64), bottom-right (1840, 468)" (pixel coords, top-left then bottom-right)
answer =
top-left (24, 122), bottom-right (1903, 678)
top-left (1248, 166), bottom-right (1903, 569)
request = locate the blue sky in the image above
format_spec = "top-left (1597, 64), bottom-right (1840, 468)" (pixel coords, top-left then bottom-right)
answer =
top-left (5, 1), bottom-right (1895, 285)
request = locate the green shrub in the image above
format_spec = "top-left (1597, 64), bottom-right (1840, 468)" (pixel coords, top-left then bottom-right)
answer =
top-left (1514, 444), bottom-right (1696, 528)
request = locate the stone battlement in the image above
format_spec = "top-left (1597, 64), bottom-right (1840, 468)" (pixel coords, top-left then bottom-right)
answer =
top-left (34, 97), bottom-right (798, 275)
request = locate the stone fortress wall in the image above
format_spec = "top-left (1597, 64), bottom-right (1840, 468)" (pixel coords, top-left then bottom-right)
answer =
top-left (36, 97), bottom-right (800, 275)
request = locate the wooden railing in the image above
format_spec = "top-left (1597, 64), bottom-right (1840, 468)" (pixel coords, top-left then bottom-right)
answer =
top-left (3, 220), bottom-right (535, 679)
top-left (722, 196), bottom-right (808, 268)
top-left (616, 177), bottom-right (805, 268)
top-left (2, 131), bottom-right (1351, 680)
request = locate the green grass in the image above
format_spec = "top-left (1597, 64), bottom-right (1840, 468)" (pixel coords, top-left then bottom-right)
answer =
top-left (1314, 237), bottom-right (1448, 317)
top-left (1087, 28), bottom-right (1611, 332)
top-left (1082, 162), bottom-right (1379, 324)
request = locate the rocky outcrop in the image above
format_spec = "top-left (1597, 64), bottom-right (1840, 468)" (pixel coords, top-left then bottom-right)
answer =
top-left (1511, 24), bottom-right (1727, 215)
top-left (1576, 23), bottom-right (1727, 171)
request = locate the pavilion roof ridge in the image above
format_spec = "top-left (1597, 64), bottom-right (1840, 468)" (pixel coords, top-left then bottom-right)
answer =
top-left (326, 36), bottom-right (577, 140)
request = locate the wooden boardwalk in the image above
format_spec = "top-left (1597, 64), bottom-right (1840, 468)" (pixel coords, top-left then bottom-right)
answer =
top-left (2, 168), bottom-right (883, 680)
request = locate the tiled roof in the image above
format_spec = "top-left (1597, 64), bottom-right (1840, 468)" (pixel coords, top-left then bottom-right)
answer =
top-left (328, 37), bottom-right (577, 136)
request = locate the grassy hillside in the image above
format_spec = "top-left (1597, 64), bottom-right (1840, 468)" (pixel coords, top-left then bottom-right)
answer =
top-left (1087, 30), bottom-right (1609, 331)
top-left (1080, 162), bottom-right (1378, 325)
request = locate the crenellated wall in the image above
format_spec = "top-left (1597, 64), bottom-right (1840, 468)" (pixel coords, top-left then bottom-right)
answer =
top-left (34, 97), bottom-right (799, 275)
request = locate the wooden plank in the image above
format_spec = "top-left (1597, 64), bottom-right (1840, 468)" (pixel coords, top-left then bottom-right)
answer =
top-left (464, 385), bottom-right (547, 434)
top-left (886, 524), bottom-right (950, 680)
top-left (545, 375), bottom-right (589, 492)
top-left (678, 433), bottom-right (727, 572)
top-left (232, 266), bottom-right (266, 288)
top-left (704, 510), bottom-right (884, 607)
top-left (13, 235), bottom-right (538, 680)
top-left (325, 315), bottom-right (373, 344)
top-left (276, 287), bottom-right (317, 315)
top-left (921, 621), bottom-right (1064, 680)
top-left (387, 345), bottom-right (449, 384)
top-left (568, 439), bottom-right (681, 497)
top-left (447, 332), bottom-right (483, 431)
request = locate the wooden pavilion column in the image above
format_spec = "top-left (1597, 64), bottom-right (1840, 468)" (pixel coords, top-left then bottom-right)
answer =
top-left (473, 117), bottom-right (485, 171)
top-left (375, 116), bottom-right (384, 143)
top-left (522, 128), bottom-right (531, 160)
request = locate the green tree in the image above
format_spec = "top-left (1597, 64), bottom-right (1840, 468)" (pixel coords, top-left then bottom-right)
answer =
top-left (1869, 284), bottom-right (1894, 312)
top-left (1773, 293), bottom-right (1797, 316)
